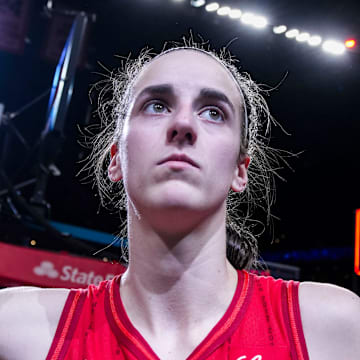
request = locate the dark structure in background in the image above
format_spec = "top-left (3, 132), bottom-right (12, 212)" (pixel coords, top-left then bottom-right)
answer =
top-left (0, 0), bottom-right (359, 291)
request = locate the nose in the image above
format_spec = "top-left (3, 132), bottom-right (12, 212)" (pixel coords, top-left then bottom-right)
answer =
top-left (166, 108), bottom-right (198, 146)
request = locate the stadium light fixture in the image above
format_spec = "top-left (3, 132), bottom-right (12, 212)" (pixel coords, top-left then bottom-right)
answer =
top-left (217, 6), bottom-right (230, 16)
top-left (296, 32), bottom-right (310, 42)
top-left (229, 9), bottom-right (242, 19)
top-left (308, 35), bottom-right (322, 46)
top-left (205, 2), bottom-right (219, 11)
top-left (190, 0), bottom-right (206, 7)
top-left (253, 16), bottom-right (267, 28)
top-left (345, 39), bottom-right (356, 48)
top-left (322, 40), bottom-right (345, 55)
top-left (285, 29), bottom-right (299, 39)
top-left (200, 3), bottom-right (352, 56)
top-left (241, 12), bottom-right (254, 25)
top-left (273, 25), bottom-right (287, 34)
top-left (241, 12), bottom-right (268, 29)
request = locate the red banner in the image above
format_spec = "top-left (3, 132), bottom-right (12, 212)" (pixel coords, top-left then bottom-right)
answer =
top-left (0, 0), bottom-right (31, 54)
top-left (0, 242), bottom-right (126, 288)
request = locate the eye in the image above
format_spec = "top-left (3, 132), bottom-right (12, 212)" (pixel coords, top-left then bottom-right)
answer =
top-left (144, 102), bottom-right (169, 114)
top-left (199, 108), bottom-right (225, 123)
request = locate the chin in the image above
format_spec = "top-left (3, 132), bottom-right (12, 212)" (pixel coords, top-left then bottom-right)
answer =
top-left (153, 183), bottom-right (200, 205)
top-left (154, 197), bottom-right (201, 212)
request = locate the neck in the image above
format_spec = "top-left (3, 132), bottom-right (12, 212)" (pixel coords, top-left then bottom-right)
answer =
top-left (120, 203), bottom-right (238, 336)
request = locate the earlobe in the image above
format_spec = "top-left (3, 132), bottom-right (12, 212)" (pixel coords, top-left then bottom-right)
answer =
top-left (108, 143), bottom-right (123, 182)
top-left (231, 156), bottom-right (250, 192)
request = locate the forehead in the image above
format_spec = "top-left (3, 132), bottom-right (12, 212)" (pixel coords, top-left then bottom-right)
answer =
top-left (132, 50), bottom-right (243, 107)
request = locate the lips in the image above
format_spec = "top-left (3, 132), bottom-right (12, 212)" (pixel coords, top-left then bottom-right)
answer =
top-left (158, 154), bottom-right (199, 168)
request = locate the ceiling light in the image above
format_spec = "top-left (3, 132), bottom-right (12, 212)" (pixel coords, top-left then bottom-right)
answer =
top-left (190, 0), bottom-right (206, 7)
top-left (345, 39), bottom-right (356, 48)
top-left (241, 13), bottom-right (267, 28)
top-left (241, 12), bottom-right (254, 25)
top-left (205, 2), bottom-right (219, 12)
top-left (322, 40), bottom-right (345, 55)
top-left (229, 9), bottom-right (242, 19)
top-left (285, 29), bottom-right (299, 39)
top-left (273, 25), bottom-right (287, 34)
top-left (308, 35), bottom-right (322, 46)
top-left (252, 16), bottom-right (267, 28)
top-left (217, 6), bottom-right (230, 16)
top-left (296, 32), bottom-right (310, 42)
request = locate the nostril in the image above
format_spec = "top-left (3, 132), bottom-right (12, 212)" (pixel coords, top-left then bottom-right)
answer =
top-left (168, 127), bottom-right (196, 144)
top-left (171, 130), bottom-right (178, 139)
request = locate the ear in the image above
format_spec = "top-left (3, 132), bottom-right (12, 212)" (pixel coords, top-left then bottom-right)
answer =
top-left (108, 143), bottom-right (123, 182)
top-left (231, 156), bottom-right (250, 192)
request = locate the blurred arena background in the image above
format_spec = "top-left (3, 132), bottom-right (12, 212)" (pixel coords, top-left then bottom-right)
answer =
top-left (0, 0), bottom-right (359, 292)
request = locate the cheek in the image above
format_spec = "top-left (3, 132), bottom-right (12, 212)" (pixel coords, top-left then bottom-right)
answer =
top-left (126, 127), bottom-right (149, 158)
top-left (206, 140), bottom-right (239, 190)
top-left (120, 121), bottom-right (155, 180)
top-left (216, 138), bottom-right (239, 170)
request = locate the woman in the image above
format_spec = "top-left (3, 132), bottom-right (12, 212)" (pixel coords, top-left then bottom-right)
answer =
top-left (0, 43), bottom-right (359, 360)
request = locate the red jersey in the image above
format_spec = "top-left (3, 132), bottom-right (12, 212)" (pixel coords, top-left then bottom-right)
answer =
top-left (46, 270), bottom-right (309, 360)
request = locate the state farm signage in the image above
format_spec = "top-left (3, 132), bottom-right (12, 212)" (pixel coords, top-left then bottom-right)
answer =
top-left (33, 260), bottom-right (116, 286)
top-left (0, 242), bottom-right (126, 288)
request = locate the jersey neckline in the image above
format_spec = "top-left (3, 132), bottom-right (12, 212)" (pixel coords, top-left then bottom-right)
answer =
top-left (104, 269), bottom-right (254, 360)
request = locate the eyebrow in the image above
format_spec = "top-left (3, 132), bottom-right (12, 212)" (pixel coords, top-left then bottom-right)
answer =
top-left (199, 88), bottom-right (235, 114)
top-left (136, 84), bottom-right (175, 100)
top-left (135, 84), bottom-right (236, 114)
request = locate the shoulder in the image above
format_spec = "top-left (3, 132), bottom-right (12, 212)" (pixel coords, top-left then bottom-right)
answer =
top-left (0, 285), bottom-right (70, 316)
top-left (0, 285), bottom-right (71, 328)
top-left (298, 281), bottom-right (360, 360)
top-left (0, 286), bottom-right (70, 360)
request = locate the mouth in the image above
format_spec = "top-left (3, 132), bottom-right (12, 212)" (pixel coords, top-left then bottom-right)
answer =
top-left (158, 154), bottom-right (199, 168)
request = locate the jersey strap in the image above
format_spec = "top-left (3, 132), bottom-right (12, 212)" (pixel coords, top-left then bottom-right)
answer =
top-left (281, 280), bottom-right (310, 360)
top-left (104, 276), bottom-right (160, 360)
top-left (46, 289), bottom-right (87, 360)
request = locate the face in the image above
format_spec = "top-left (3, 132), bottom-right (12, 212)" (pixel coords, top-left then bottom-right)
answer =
top-left (109, 50), bottom-right (249, 217)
